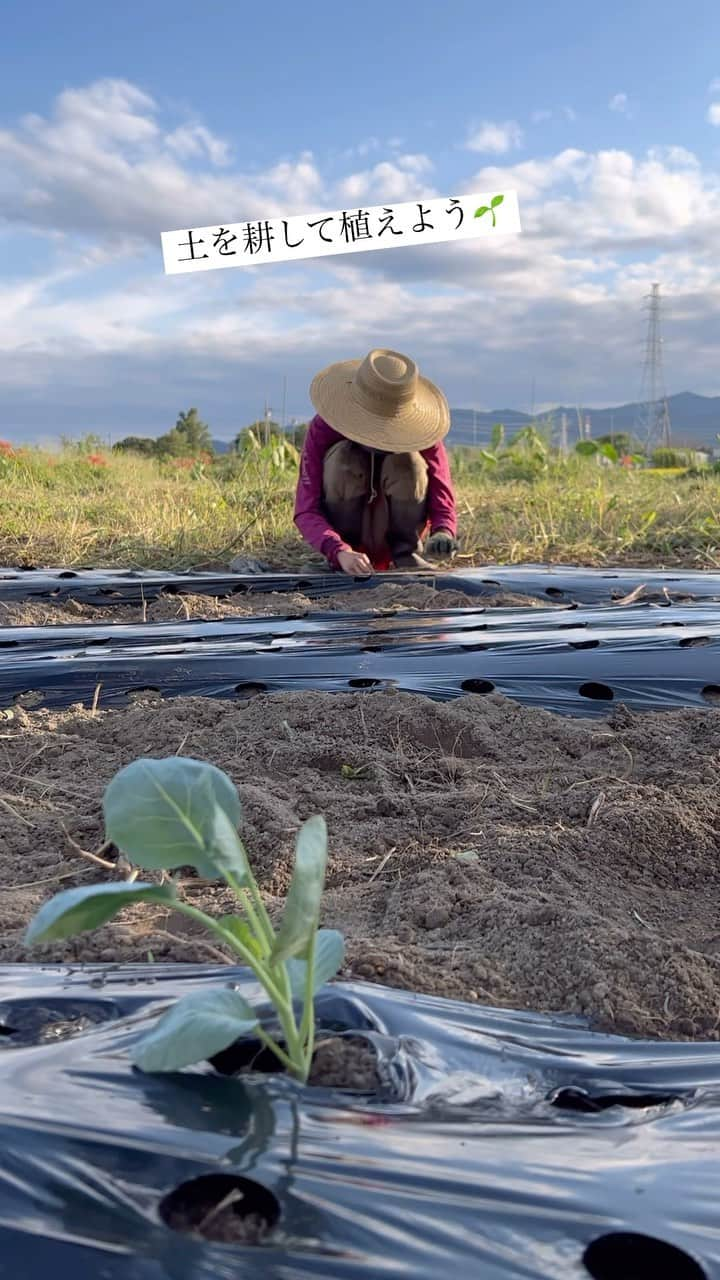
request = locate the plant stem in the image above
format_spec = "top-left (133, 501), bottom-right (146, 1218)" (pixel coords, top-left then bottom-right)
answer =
top-left (299, 927), bottom-right (317, 1076)
top-left (254, 1024), bottom-right (301, 1075)
top-left (169, 901), bottom-right (287, 1008)
top-left (226, 866), bottom-right (275, 950)
top-left (235, 887), bottom-right (270, 958)
top-left (170, 900), bottom-right (307, 1079)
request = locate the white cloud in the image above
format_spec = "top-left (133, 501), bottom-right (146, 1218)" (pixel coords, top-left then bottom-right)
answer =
top-left (531, 109), bottom-right (553, 124)
top-left (465, 121), bottom-right (524, 154)
top-left (165, 124), bottom-right (231, 167)
top-left (4, 79), bottom-right (720, 433)
top-left (563, 106), bottom-right (577, 122)
top-left (609, 93), bottom-right (628, 113)
top-left (0, 78), bottom-right (325, 242)
top-left (337, 155), bottom-right (434, 203)
top-left (708, 78), bottom-right (720, 93)
top-left (469, 148), bottom-right (592, 201)
top-left (647, 145), bottom-right (699, 168)
top-left (707, 102), bottom-right (720, 125)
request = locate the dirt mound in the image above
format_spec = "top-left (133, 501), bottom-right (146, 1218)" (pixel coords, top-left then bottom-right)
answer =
top-left (3, 688), bottom-right (720, 1040)
top-left (0, 583), bottom-right (547, 627)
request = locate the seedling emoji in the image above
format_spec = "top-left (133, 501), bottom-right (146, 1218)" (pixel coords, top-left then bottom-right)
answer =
top-left (475, 194), bottom-right (504, 227)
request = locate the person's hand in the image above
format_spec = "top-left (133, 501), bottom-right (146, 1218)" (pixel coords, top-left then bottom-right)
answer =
top-left (425, 530), bottom-right (459, 557)
top-left (337, 550), bottom-right (374, 577)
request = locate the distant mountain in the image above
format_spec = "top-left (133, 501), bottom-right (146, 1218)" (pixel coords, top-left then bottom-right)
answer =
top-left (211, 393), bottom-right (720, 454)
top-left (449, 392), bottom-right (720, 451)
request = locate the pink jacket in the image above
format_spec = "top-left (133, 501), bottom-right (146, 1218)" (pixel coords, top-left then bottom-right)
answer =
top-left (294, 415), bottom-right (457, 570)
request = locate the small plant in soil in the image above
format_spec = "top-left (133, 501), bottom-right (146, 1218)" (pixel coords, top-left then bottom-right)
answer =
top-left (24, 756), bottom-right (344, 1084)
top-left (340, 763), bottom-right (369, 780)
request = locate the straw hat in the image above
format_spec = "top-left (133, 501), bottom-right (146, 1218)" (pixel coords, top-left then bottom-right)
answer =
top-left (309, 348), bottom-right (450, 452)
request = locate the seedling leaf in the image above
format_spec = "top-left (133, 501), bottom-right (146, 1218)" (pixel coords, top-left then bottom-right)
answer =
top-left (24, 881), bottom-right (177, 945)
top-left (474, 205), bottom-right (489, 217)
top-left (270, 816), bottom-right (328, 965)
top-left (286, 929), bottom-right (345, 997)
top-left (132, 988), bottom-right (258, 1072)
top-left (491, 194), bottom-right (504, 208)
top-left (219, 915), bottom-right (265, 960)
top-left (103, 757), bottom-right (250, 881)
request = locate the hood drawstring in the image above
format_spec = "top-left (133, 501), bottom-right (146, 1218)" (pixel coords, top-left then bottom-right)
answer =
top-left (368, 450), bottom-right (378, 504)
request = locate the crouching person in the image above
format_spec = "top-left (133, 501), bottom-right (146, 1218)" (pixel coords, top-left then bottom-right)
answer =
top-left (294, 348), bottom-right (459, 576)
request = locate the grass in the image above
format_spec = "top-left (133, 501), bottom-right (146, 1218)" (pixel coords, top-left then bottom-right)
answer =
top-left (1, 442), bottom-right (720, 570)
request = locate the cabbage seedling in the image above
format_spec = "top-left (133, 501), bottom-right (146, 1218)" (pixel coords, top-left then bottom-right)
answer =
top-left (24, 757), bottom-right (344, 1084)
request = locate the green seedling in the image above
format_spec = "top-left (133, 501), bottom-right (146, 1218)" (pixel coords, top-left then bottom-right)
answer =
top-left (340, 763), bottom-right (369, 780)
top-left (474, 194), bottom-right (504, 227)
top-left (24, 756), bottom-right (344, 1084)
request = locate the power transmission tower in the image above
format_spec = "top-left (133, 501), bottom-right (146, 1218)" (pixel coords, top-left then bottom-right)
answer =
top-left (560, 412), bottom-right (568, 454)
top-left (635, 283), bottom-right (671, 452)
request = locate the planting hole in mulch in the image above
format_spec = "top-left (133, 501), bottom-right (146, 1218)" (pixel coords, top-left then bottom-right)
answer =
top-left (461, 678), bottom-right (495, 694)
top-left (12, 690), bottom-right (44, 708)
top-left (235, 683), bottom-right (268, 697)
top-left (159, 1173), bottom-right (280, 1245)
top-left (210, 1033), bottom-right (382, 1092)
top-left (582, 1232), bottom-right (706, 1280)
top-left (579, 682), bottom-right (614, 701)
top-left (549, 1087), bottom-right (679, 1114)
top-left (0, 999), bottom-right (119, 1046)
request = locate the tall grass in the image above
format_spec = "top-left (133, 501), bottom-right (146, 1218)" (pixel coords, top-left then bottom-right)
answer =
top-left (0, 440), bottom-right (719, 569)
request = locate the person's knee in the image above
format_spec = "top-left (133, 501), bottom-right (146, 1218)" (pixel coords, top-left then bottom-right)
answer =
top-left (323, 441), bottom-right (371, 503)
top-left (381, 452), bottom-right (428, 503)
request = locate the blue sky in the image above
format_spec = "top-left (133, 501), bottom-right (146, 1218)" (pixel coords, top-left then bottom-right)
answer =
top-left (2, 0), bottom-right (720, 441)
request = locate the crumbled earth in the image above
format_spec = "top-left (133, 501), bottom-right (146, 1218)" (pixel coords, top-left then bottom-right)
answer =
top-left (0, 582), bottom-right (549, 626)
top-left (3, 683), bottom-right (720, 1041)
top-left (308, 1036), bottom-right (382, 1092)
top-left (161, 1185), bottom-right (272, 1244)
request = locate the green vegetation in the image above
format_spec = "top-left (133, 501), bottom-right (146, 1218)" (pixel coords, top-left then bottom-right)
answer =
top-left (1, 424), bottom-right (719, 569)
top-left (25, 757), bottom-right (342, 1083)
top-left (115, 408), bottom-right (213, 460)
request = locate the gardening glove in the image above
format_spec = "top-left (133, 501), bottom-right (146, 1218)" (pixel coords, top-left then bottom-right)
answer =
top-left (425, 529), bottom-right (459, 558)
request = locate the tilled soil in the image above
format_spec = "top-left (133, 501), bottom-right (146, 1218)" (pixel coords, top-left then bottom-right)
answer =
top-left (0, 583), bottom-right (549, 626)
top-left (3, 684), bottom-right (720, 1041)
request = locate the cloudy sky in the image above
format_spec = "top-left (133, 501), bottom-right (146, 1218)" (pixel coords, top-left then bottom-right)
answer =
top-left (2, 0), bottom-right (720, 443)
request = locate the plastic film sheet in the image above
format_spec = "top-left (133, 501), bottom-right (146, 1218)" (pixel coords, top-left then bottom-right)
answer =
top-left (3, 563), bottom-right (720, 605)
top-left (5, 599), bottom-right (720, 656)
top-left (2, 619), bottom-right (720, 715)
top-left (0, 964), bottom-right (717, 1279)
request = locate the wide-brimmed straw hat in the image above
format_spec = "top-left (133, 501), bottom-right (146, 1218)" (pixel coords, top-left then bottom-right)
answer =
top-left (309, 348), bottom-right (450, 452)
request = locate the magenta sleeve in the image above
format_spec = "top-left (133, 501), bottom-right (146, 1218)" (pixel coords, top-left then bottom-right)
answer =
top-left (423, 442), bottom-right (458, 536)
top-left (293, 417), bottom-right (352, 569)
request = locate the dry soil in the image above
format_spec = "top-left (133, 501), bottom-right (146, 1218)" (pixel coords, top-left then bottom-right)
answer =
top-left (3, 669), bottom-right (720, 1041)
top-left (0, 582), bottom-right (550, 626)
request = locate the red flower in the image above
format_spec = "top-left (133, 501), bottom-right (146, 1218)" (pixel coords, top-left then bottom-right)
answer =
top-left (0, 441), bottom-right (15, 458)
top-left (87, 454), bottom-right (107, 466)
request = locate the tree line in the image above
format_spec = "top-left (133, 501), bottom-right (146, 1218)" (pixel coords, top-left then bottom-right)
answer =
top-left (113, 409), bottom-right (308, 458)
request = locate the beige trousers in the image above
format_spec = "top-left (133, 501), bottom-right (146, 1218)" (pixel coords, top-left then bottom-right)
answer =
top-left (322, 440), bottom-right (429, 563)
